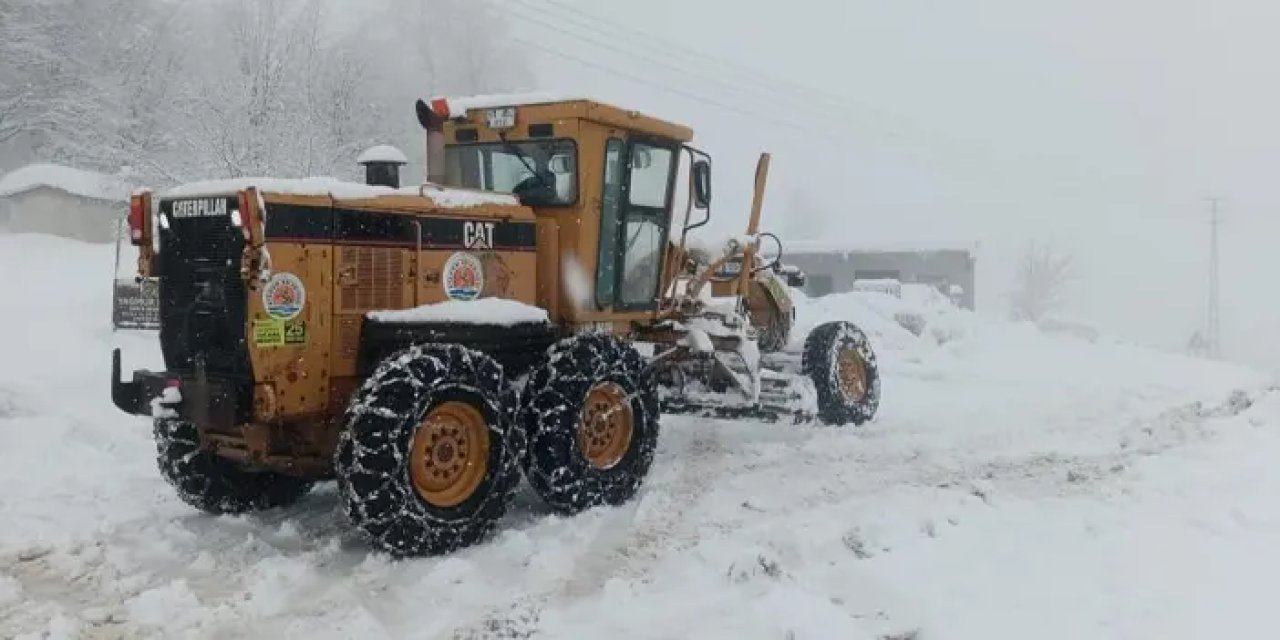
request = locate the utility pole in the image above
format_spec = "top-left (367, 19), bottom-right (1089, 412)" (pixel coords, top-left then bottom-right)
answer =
top-left (1206, 197), bottom-right (1224, 358)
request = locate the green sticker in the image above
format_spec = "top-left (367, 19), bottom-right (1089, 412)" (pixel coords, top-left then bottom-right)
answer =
top-left (253, 319), bottom-right (285, 347)
top-left (284, 321), bottom-right (306, 345)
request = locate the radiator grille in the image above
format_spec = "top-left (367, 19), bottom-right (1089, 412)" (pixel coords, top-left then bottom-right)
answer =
top-left (156, 197), bottom-right (249, 377)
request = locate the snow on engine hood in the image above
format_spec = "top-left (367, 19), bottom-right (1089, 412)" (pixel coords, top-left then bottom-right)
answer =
top-left (160, 177), bottom-right (519, 208)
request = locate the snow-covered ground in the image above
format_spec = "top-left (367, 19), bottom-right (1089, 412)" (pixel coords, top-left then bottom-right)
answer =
top-left (2, 233), bottom-right (1278, 639)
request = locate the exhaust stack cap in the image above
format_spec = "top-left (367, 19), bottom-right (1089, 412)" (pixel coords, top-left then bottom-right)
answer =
top-left (357, 144), bottom-right (409, 189)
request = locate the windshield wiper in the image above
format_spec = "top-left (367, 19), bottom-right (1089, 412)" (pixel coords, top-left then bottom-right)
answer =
top-left (497, 132), bottom-right (552, 191)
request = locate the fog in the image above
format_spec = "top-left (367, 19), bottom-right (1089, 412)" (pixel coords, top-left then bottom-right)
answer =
top-left (5, 0), bottom-right (1278, 369)
top-left (507, 0), bottom-right (1280, 369)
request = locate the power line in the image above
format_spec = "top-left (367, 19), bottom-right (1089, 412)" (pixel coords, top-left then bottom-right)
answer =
top-left (501, 0), bottom-right (857, 110)
top-left (498, 0), bottom-right (810, 112)
top-left (508, 35), bottom-right (820, 136)
top-left (496, 0), bottom-right (963, 150)
top-left (494, 0), bottom-right (1131, 192)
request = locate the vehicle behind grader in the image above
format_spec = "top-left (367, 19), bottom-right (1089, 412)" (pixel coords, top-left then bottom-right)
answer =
top-left (111, 94), bottom-right (881, 556)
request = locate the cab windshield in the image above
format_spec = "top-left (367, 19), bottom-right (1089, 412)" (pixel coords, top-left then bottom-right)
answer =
top-left (444, 139), bottom-right (577, 205)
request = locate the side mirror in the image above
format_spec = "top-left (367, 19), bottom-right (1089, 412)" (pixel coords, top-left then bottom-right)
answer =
top-left (631, 147), bottom-right (652, 169)
top-left (549, 154), bottom-right (574, 174)
top-left (692, 159), bottom-right (711, 208)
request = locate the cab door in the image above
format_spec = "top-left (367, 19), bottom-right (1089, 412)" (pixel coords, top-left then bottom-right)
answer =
top-left (593, 135), bottom-right (679, 313)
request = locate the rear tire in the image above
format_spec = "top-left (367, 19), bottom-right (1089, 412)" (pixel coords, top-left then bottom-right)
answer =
top-left (333, 343), bottom-right (523, 557)
top-left (802, 320), bottom-right (881, 425)
top-left (517, 332), bottom-right (660, 514)
top-left (154, 418), bottom-right (313, 515)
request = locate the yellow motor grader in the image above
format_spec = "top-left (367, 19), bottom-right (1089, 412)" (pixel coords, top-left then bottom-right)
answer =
top-left (111, 94), bottom-right (880, 556)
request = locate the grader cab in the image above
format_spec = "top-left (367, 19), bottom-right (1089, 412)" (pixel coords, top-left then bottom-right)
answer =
top-left (110, 94), bottom-right (880, 557)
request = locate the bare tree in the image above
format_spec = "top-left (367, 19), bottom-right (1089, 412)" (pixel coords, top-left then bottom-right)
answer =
top-left (1008, 240), bottom-right (1075, 322)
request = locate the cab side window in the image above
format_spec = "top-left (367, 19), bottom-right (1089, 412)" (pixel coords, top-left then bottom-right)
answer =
top-left (618, 143), bottom-right (674, 308)
top-left (594, 138), bottom-right (626, 308)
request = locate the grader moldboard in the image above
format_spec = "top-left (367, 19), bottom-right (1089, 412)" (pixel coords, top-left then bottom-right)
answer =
top-left (111, 94), bottom-right (881, 557)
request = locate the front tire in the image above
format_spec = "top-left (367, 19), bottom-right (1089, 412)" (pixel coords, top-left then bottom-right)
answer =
top-left (333, 343), bottom-right (523, 557)
top-left (154, 418), bottom-right (314, 515)
top-left (802, 320), bottom-right (881, 425)
top-left (517, 332), bottom-right (660, 514)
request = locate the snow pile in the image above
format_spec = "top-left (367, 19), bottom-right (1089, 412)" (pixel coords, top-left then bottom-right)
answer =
top-left (5, 233), bottom-right (1280, 638)
top-left (367, 297), bottom-right (549, 326)
top-left (161, 177), bottom-right (518, 208)
top-left (0, 163), bottom-right (135, 202)
top-left (789, 283), bottom-right (980, 356)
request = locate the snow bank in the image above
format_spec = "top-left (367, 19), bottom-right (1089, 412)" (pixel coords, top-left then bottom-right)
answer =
top-left (789, 284), bottom-right (976, 356)
top-left (160, 177), bottom-right (518, 208)
top-left (0, 163), bottom-right (135, 202)
top-left (366, 297), bottom-right (549, 326)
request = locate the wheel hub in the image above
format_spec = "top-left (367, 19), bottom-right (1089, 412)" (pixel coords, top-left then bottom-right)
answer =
top-left (835, 348), bottom-right (867, 402)
top-left (409, 401), bottom-right (490, 508)
top-left (577, 382), bottom-right (634, 470)
top-left (435, 441), bottom-right (456, 463)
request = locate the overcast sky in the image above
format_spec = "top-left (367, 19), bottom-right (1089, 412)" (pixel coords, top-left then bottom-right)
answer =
top-left (486, 0), bottom-right (1280, 368)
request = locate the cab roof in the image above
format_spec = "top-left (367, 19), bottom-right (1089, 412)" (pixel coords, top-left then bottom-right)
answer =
top-left (432, 91), bottom-right (695, 143)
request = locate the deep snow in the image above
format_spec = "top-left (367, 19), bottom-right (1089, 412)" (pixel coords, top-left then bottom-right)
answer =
top-left (1, 233), bottom-right (1278, 639)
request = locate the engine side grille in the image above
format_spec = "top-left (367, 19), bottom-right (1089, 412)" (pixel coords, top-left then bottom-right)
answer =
top-left (339, 246), bottom-right (405, 311)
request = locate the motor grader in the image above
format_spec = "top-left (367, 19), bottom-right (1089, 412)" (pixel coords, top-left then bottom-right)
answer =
top-left (110, 94), bottom-right (880, 557)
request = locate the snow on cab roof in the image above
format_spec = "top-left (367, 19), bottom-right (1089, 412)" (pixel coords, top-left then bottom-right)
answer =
top-left (356, 145), bottom-right (408, 165)
top-left (159, 177), bottom-right (518, 208)
top-left (0, 163), bottom-right (135, 202)
top-left (431, 91), bottom-right (590, 114)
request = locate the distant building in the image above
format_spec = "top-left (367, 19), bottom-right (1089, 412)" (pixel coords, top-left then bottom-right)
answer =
top-left (0, 163), bottom-right (135, 243)
top-left (783, 241), bottom-right (978, 310)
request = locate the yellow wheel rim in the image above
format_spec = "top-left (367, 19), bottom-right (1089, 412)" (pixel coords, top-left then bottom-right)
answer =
top-left (409, 401), bottom-right (490, 508)
top-left (577, 382), bottom-right (635, 470)
top-left (835, 348), bottom-right (868, 402)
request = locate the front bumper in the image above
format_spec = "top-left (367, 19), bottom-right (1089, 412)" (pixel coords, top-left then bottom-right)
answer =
top-left (111, 348), bottom-right (242, 429)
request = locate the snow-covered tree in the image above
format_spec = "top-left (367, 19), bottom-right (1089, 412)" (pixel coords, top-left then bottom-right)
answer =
top-left (0, 0), bottom-right (527, 184)
top-left (1008, 240), bottom-right (1075, 323)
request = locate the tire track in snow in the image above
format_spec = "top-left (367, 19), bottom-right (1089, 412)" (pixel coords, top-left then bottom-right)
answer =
top-left (0, 491), bottom-right (368, 639)
top-left (444, 424), bottom-right (730, 638)
top-left (557, 427), bottom-right (726, 597)
top-left (442, 388), bottom-right (1267, 638)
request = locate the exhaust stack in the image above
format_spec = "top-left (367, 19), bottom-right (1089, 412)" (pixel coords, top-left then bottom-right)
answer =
top-left (416, 99), bottom-right (448, 185)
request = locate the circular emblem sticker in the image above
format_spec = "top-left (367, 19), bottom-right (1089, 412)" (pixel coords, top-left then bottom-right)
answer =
top-left (262, 272), bottom-right (306, 320)
top-left (443, 252), bottom-right (485, 301)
